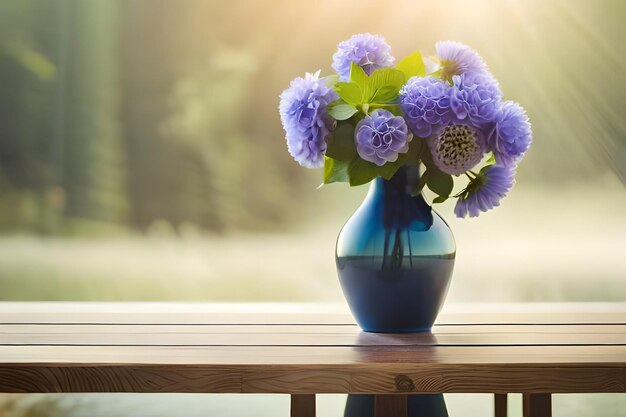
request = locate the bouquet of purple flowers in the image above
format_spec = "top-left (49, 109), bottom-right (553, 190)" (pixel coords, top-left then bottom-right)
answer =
top-left (279, 34), bottom-right (532, 218)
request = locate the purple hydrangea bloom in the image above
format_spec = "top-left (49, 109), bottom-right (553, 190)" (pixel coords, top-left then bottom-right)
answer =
top-left (399, 76), bottom-right (453, 138)
top-left (454, 164), bottom-right (516, 218)
top-left (279, 71), bottom-right (338, 168)
top-left (428, 123), bottom-right (486, 175)
top-left (488, 101), bottom-right (532, 167)
top-left (355, 109), bottom-right (412, 166)
top-left (435, 41), bottom-right (488, 81)
top-left (449, 71), bottom-right (502, 128)
top-left (332, 33), bottom-right (395, 81)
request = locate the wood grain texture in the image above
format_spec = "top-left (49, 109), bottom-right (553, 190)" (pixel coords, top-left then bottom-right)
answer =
top-left (374, 394), bottom-right (407, 417)
top-left (1, 302), bottom-right (624, 325)
top-left (0, 302), bottom-right (625, 395)
top-left (2, 324), bottom-right (625, 346)
top-left (1, 345), bottom-right (625, 365)
top-left (523, 394), bottom-right (551, 417)
top-left (5, 324), bottom-right (625, 333)
top-left (290, 394), bottom-right (315, 417)
top-left (0, 364), bottom-right (623, 394)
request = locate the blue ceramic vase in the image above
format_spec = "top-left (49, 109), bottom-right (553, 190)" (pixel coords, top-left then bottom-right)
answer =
top-left (335, 165), bottom-right (456, 332)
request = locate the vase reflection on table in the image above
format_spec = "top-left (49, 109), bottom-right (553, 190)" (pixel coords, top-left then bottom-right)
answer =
top-left (343, 330), bottom-right (449, 416)
top-left (344, 394), bottom-right (448, 417)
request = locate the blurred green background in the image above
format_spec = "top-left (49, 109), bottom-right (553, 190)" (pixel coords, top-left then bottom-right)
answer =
top-left (0, 0), bottom-right (624, 416)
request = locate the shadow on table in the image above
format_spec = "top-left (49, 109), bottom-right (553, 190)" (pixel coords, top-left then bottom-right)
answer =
top-left (345, 331), bottom-right (448, 417)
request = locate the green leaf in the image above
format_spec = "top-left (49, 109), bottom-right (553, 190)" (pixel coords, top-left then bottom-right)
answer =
top-left (326, 123), bottom-right (356, 161)
top-left (371, 85), bottom-right (399, 104)
top-left (333, 82), bottom-right (362, 105)
top-left (347, 156), bottom-right (405, 186)
top-left (420, 141), bottom-right (433, 164)
top-left (327, 100), bottom-right (358, 120)
top-left (347, 157), bottom-right (381, 186)
top-left (397, 50), bottom-right (426, 80)
top-left (425, 166), bottom-right (454, 197)
top-left (433, 195), bottom-right (448, 204)
top-left (485, 152), bottom-right (496, 165)
top-left (323, 157), bottom-right (350, 184)
top-left (378, 159), bottom-right (403, 180)
top-left (370, 104), bottom-right (402, 116)
top-left (479, 163), bottom-right (494, 175)
top-left (369, 68), bottom-right (407, 89)
top-left (349, 62), bottom-right (368, 88)
top-left (404, 138), bottom-right (425, 165)
top-left (366, 68), bottom-right (406, 101)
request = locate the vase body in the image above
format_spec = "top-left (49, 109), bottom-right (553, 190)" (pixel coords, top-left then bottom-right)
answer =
top-left (335, 166), bottom-right (456, 332)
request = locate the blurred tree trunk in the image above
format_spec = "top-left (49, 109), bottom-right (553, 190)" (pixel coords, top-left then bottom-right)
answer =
top-left (0, 0), bottom-right (128, 233)
top-left (61, 0), bottom-right (128, 228)
top-left (119, 0), bottom-right (220, 231)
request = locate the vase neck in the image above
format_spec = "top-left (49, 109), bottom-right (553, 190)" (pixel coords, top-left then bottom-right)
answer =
top-left (371, 165), bottom-right (421, 198)
top-left (364, 165), bottom-right (432, 229)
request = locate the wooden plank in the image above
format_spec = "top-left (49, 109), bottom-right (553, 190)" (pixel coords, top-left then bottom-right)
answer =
top-left (374, 394), bottom-right (407, 417)
top-left (523, 393), bottom-right (551, 417)
top-left (4, 324), bottom-right (625, 334)
top-left (290, 394), bottom-right (315, 417)
top-left (1, 345), bottom-right (625, 365)
top-left (1, 302), bottom-right (624, 325)
top-left (1, 324), bottom-right (625, 346)
top-left (0, 303), bottom-right (353, 325)
top-left (0, 363), bottom-right (623, 394)
top-left (495, 393), bottom-right (507, 417)
top-left (0, 303), bottom-right (624, 395)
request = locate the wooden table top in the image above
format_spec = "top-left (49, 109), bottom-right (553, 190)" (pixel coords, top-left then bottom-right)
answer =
top-left (0, 302), bottom-right (625, 394)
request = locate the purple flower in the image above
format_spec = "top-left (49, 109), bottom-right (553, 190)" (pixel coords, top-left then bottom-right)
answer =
top-left (332, 33), bottom-right (394, 81)
top-left (454, 164), bottom-right (516, 218)
top-left (488, 101), bottom-right (532, 167)
top-left (355, 109), bottom-right (412, 166)
top-left (449, 71), bottom-right (502, 128)
top-left (428, 123), bottom-right (486, 175)
top-left (435, 41), bottom-right (488, 81)
top-left (399, 76), bottom-right (453, 138)
top-left (279, 71), bottom-right (338, 168)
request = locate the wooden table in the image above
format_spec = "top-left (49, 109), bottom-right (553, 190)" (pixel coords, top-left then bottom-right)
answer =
top-left (0, 303), bottom-right (624, 417)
